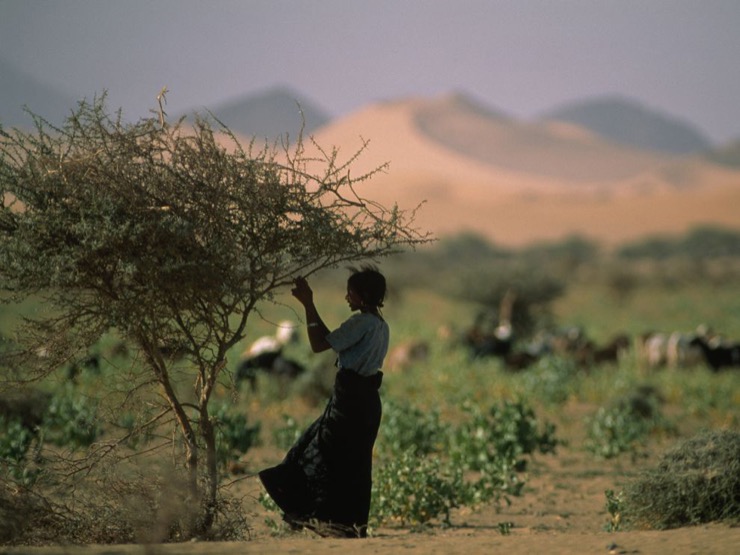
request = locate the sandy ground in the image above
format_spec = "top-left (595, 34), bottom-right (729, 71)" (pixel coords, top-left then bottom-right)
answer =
top-left (4, 526), bottom-right (739, 555)
top-left (4, 403), bottom-right (738, 555)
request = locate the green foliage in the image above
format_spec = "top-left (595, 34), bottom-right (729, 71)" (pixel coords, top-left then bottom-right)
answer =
top-left (371, 449), bottom-right (466, 529)
top-left (604, 489), bottom-right (625, 532)
top-left (43, 387), bottom-right (101, 448)
top-left (0, 416), bottom-right (39, 485)
top-left (519, 234), bottom-right (600, 270)
top-left (518, 355), bottom-right (584, 405)
top-left (211, 404), bottom-right (261, 467)
top-left (434, 232), bottom-right (511, 261)
top-left (369, 398), bottom-right (558, 528)
top-left (452, 266), bottom-right (565, 338)
top-left (117, 411), bottom-right (155, 450)
top-left (497, 520), bottom-right (514, 535)
top-left (585, 386), bottom-right (672, 460)
top-left (449, 400), bottom-right (558, 472)
top-left (618, 226), bottom-right (740, 260)
top-left (377, 398), bottom-right (446, 456)
top-left (620, 429), bottom-right (740, 529)
top-left (258, 491), bottom-right (284, 534)
top-left (272, 414), bottom-right (304, 451)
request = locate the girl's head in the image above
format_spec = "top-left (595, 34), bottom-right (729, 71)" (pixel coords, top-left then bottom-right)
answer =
top-left (346, 264), bottom-right (386, 312)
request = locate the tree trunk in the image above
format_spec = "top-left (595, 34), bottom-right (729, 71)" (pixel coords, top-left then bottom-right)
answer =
top-left (199, 405), bottom-right (218, 534)
top-left (158, 372), bottom-right (201, 535)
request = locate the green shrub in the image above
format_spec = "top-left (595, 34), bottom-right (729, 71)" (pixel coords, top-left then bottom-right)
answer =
top-left (368, 398), bottom-right (558, 528)
top-left (371, 449), bottom-right (467, 529)
top-left (0, 416), bottom-right (39, 485)
top-left (604, 489), bottom-right (625, 532)
top-left (377, 399), bottom-right (447, 456)
top-left (43, 388), bottom-right (102, 448)
top-left (585, 386), bottom-right (673, 460)
top-left (272, 415), bottom-right (304, 451)
top-left (211, 404), bottom-right (260, 467)
top-left (519, 355), bottom-right (583, 405)
top-left (449, 399), bottom-right (558, 472)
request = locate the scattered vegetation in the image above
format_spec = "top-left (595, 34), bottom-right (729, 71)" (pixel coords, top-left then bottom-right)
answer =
top-left (585, 385), bottom-right (674, 460)
top-left (371, 398), bottom-right (558, 529)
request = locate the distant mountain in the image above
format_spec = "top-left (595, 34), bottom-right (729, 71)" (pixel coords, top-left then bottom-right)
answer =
top-left (0, 57), bottom-right (77, 129)
top-left (309, 92), bottom-right (740, 247)
top-left (703, 139), bottom-right (740, 169)
top-left (540, 96), bottom-right (713, 155)
top-left (179, 86), bottom-right (331, 142)
top-left (412, 92), bottom-right (669, 182)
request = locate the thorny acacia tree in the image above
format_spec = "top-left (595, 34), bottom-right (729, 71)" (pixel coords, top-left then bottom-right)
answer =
top-left (0, 95), bottom-right (429, 535)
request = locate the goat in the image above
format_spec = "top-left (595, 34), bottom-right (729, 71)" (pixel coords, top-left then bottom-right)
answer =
top-left (574, 333), bottom-right (631, 369)
top-left (235, 320), bottom-right (304, 390)
top-left (549, 326), bottom-right (589, 357)
top-left (689, 336), bottom-right (740, 372)
top-left (666, 329), bottom-right (706, 368)
top-left (502, 350), bottom-right (539, 371)
top-left (386, 340), bottom-right (430, 372)
top-left (637, 331), bottom-right (669, 369)
top-left (463, 289), bottom-right (517, 359)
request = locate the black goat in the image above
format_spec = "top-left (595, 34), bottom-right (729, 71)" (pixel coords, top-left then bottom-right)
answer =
top-left (235, 350), bottom-right (305, 391)
top-left (690, 336), bottom-right (740, 372)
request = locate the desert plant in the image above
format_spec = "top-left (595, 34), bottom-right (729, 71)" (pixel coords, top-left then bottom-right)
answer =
top-left (604, 489), bottom-right (625, 532)
top-left (585, 386), bottom-right (672, 460)
top-left (449, 399), bottom-right (558, 472)
top-left (211, 404), bottom-right (261, 469)
top-left (619, 428), bottom-right (740, 529)
top-left (442, 399), bottom-right (557, 507)
top-left (376, 398), bottom-right (447, 457)
top-left (271, 414), bottom-right (305, 451)
top-left (0, 93), bottom-right (429, 538)
top-left (42, 387), bottom-right (102, 448)
top-left (371, 448), bottom-right (467, 529)
top-left (0, 416), bottom-right (39, 485)
top-left (367, 398), bottom-right (558, 528)
top-left (519, 355), bottom-right (583, 405)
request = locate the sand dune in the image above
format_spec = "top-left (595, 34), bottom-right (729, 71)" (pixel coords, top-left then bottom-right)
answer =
top-left (306, 94), bottom-right (740, 247)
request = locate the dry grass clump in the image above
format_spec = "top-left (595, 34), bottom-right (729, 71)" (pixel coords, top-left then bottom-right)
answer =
top-left (1, 462), bottom-right (251, 546)
top-left (622, 428), bottom-right (740, 529)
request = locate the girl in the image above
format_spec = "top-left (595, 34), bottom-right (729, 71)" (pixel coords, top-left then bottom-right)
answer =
top-left (259, 265), bottom-right (389, 538)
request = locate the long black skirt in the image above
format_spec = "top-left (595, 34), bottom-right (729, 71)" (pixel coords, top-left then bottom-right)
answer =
top-left (258, 368), bottom-right (383, 538)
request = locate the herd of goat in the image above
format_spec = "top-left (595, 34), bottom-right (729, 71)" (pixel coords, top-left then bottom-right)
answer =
top-left (232, 315), bottom-right (740, 393)
top-left (452, 322), bottom-right (740, 373)
top-left (4, 310), bottom-right (737, 398)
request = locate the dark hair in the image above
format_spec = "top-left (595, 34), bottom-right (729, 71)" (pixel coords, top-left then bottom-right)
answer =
top-left (347, 264), bottom-right (386, 309)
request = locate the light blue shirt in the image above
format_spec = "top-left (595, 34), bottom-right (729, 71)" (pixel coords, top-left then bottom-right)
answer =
top-left (327, 313), bottom-right (389, 376)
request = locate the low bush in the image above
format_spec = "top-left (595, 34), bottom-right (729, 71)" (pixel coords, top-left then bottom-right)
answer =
top-left (620, 428), bottom-right (740, 529)
top-left (211, 404), bottom-right (261, 468)
top-left (371, 449), bottom-right (466, 528)
top-left (585, 385), bottom-right (673, 460)
top-left (369, 397), bottom-right (558, 529)
top-left (377, 399), bottom-right (447, 456)
top-left (43, 387), bottom-right (102, 448)
top-left (0, 416), bottom-right (39, 485)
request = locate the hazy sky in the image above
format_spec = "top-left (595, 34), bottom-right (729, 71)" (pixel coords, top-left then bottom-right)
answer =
top-left (2, 0), bottom-right (739, 144)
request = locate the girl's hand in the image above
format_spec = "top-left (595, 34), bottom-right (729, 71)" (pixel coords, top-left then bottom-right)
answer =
top-left (291, 276), bottom-right (313, 305)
